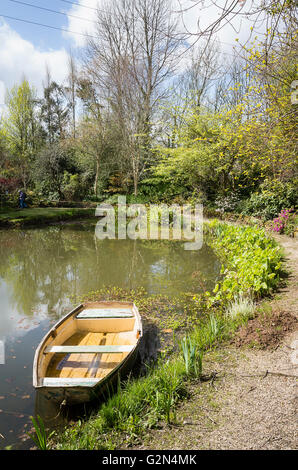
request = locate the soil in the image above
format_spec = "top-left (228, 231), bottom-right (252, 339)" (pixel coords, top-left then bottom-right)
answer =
top-left (233, 309), bottom-right (297, 350)
top-left (128, 232), bottom-right (298, 451)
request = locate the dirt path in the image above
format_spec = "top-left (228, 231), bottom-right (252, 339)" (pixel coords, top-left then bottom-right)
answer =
top-left (131, 234), bottom-right (298, 450)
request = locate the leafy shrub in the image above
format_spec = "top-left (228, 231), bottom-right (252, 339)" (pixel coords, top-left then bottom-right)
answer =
top-left (102, 193), bottom-right (125, 205)
top-left (284, 214), bottom-right (298, 237)
top-left (126, 194), bottom-right (151, 204)
top-left (0, 177), bottom-right (20, 193)
top-left (241, 179), bottom-right (297, 220)
top-left (0, 177), bottom-right (22, 207)
top-left (206, 220), bottom-right (283, 301)
top-left (62, 172), bottom-right (85, 201)
top-left (214, 190), bottom-right (242, 214)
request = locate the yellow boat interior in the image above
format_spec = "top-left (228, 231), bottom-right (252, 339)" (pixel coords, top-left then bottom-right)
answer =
top-left (35, 302), bottom-right (141, 386)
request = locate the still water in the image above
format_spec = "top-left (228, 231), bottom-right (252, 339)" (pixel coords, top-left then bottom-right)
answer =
top-left (0, 221), bottom-right (220, 449)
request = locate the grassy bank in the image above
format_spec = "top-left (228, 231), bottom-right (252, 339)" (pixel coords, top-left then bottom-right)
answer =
top-left (46, 220), bottom-right (283, 450)
top-left (0, 207), bottom-right (95, 228)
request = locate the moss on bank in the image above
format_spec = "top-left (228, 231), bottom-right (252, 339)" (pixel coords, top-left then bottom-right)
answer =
top-left (46, 220), bottom-right (283, 450)
top-left (0, 207), bottom-right (95, 228)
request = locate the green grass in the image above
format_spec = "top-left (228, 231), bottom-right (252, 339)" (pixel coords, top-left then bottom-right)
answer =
top-left (53, 358), bottom-right (189, 450)
top-left (225, 294), bottom-right (255, 321)
top-left (0, 207), bottom-right (95, 227)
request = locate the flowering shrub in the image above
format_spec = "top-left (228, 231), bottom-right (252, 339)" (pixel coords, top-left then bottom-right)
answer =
top-left (271, 208), bottom-right (295, 233)
top-left (0, 177), bottom-right (20, 193)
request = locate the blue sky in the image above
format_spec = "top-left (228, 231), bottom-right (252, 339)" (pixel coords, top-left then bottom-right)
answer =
top-left (0, 1), bottom-right (262, 112)
top-left (0, 0), bottom-right (99, 110)
top-left (0, 0), bottom-right (79, 50)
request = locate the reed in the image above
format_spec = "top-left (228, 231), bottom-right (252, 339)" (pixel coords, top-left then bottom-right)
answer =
top-left (180, 335), bottom-right (203, 378)
top-left (27, 415), bottom-right (54, 450)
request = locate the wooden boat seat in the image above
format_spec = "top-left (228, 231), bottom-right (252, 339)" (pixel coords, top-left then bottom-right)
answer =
top-left (76, 308), bottom-right (133, 319)
top-left (40, 377), bottom-right (100, 387)
top-left (44, 345), bottom-right (134, 354)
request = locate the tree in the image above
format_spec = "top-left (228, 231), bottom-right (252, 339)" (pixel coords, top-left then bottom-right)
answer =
top-left (65, 52), bottom-right (78, 139)
top-left (75, 113), bottom-right (121, 197)
top-left (155, 38), bottom-right (221, 149)
top-left (3, 79), bottom-right (42, 188)
top-left (84, 0), bottom-right (180, 195)
top-left (34, 142), bottom-right (70, 198)
top-left (180, 39), bottom-right (221, 112)
top-left (149, 10), bottom-right (298, 206)
top-left (76, 76), bottom-right (103, 120)
top-left (75, 76), bottom-right (113, 196)
top-left (40, 73), bottom-right (70, 143)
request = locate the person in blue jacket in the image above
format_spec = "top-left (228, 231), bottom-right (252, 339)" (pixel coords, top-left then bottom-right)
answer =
top-left (19, 190), bottom-right (27, 209)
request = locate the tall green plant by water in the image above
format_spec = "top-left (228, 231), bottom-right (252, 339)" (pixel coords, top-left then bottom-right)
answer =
top-left (180, 335), bottom-right (203, 378)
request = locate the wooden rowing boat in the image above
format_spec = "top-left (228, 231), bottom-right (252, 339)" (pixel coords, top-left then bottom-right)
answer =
top-left (33, 301), bottom-right (143, 405)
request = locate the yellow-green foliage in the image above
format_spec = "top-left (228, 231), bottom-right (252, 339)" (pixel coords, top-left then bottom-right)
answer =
top-left (151, 28), bottom-right (297, 206)
top-left (205, 220), bottom-right (283, 301)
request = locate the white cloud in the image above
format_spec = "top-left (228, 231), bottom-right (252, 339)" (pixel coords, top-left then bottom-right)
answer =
top-left (63, 0), bottom-right (100, 47)
top-left (64, 0), bottom-right (265, 68)
top-left (0, 21), bottom-right (70, 115)
top-left (176, 0), bottom-right (267, 50)
top-left (64, 0), bottom-right (239, 48)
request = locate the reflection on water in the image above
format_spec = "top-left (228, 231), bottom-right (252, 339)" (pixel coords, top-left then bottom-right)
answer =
top-left (0, 222), bottom-right (221, 449)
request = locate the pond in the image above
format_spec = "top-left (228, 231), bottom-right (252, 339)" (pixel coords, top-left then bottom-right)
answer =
top-left (0, 221), bottom-right (220, 449)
